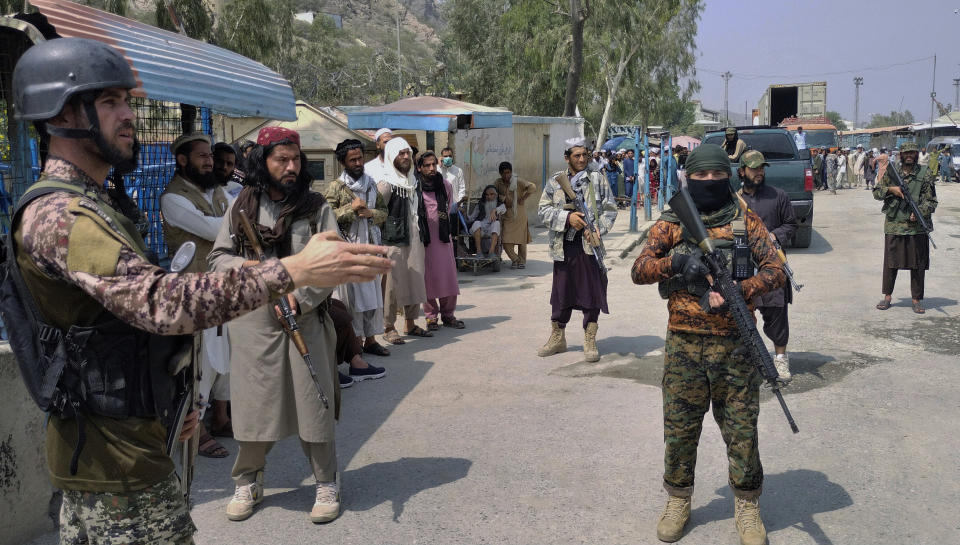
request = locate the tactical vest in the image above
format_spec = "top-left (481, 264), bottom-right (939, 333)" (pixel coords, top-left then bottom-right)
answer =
top-left (658, 214), bottom-right (752, 299)
top-left (161, 175), bottom-right (229, 272)
top-left (1, 177), bottom-right (191, 475)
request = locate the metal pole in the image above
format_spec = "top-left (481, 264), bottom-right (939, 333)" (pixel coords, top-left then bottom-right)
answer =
top-left (643, 132), bottom-right (651, 221)
top-left (722, 72), bottom-right (732, 124)
top-left (953, 78), bottom-right (959, 111)
top-left (853, 77), bottom-right (863, 130)
top-left (658, 135), bottom-right (667, 212)
top-left (930, 55), bottom-right (937, 128)
top-left (630, 127), bottom-right (639, 232)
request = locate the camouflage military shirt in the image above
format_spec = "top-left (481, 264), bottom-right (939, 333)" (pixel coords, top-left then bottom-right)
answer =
top-left (16, 158), bottom-right (293, 493)
top-left (537, 169), bottom-right (617, 261)
top-left (631, 209), bottom-right (785, 336)
top-left (872, 164), bottom-right (938, 235)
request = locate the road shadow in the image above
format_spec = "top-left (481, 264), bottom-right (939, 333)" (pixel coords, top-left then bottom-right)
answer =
top-left (343, 457), bottom-right (472, 520)
top-left (893, 296), bottom-right (957, 316)
top-left (256, 456), bottom-right (471, 523)
top-left (691, 470), bottom-right (853, 545)
top-left (789, 228), bottom-right (834, 255)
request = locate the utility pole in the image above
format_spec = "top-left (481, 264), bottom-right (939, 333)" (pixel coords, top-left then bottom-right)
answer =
top-left (853, 77), bottom-right (863, 129)
top-left (953, 78), bottom-right (959, 111)
top-left (930, 55), bottom-right (936, 128)
top-left (722, 71), bottom-right (732, 125)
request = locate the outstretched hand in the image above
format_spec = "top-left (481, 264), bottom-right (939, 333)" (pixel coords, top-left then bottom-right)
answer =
top-left (282, 231), bottom-right (393, 288)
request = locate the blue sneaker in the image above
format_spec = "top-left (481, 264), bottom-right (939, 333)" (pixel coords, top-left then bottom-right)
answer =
top-left (349, 364), bottom-right (386, 382)
top-left (339, 372), bottom-right (354, 389)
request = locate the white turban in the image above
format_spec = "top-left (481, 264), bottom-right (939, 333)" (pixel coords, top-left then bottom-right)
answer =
top-left (565, 136), bottom-right (586, 149)
top-left (374, 127), bottom-right (393, 141)
top-left (384, 137), bottom-right (415, 191)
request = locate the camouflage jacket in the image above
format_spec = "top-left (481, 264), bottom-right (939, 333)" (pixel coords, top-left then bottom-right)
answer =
top-left (872, 165), bottom-right (938, 235)
top-left (537, 169), bottom-right (617, 261)
top-left (16, 158), bottom-right (293, 336)
top-left (631, 209), bottom-right (785, 336)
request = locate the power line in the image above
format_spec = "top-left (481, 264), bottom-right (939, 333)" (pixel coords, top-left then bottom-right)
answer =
top-left (697, 56), bottom-right (935, 81)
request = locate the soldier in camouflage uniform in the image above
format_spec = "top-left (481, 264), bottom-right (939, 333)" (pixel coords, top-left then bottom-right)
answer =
top-left (873, 142), bottom-right (938, 314)
top-left (10, 39), bottom-right (391, 545)
top-left (632, 144), bottom-right (785, 545)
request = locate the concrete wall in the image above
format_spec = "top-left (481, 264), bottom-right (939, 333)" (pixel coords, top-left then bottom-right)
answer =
top-left (0, 343), bottom-right (55, 545)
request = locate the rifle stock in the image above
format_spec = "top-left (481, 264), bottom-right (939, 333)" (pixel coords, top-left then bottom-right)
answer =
top-left (668, 188), bottom-right (799, 434)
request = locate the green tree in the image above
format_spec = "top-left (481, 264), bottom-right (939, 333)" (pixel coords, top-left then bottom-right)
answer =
top-left (590, 0), bottom-right (702, 144)
top-left (867, 110), bottom-right (914, 128)
top-left (153, 0), bottom-right (213, 40)
top-left (825, 110), bottom-right (848, 131)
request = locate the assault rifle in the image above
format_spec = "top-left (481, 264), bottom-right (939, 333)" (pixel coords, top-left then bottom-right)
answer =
top-left (557, 173), bottom-right (607, 280)
top-left (885, 164), bottom-right (936, 249)
top-left (238, 210), bottom-right (330, 409)
top-left (667, 188), bottom-right (799, 433)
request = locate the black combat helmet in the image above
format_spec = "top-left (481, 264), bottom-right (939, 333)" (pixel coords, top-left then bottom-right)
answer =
top-left (13, 37), bottom-right (137, 138)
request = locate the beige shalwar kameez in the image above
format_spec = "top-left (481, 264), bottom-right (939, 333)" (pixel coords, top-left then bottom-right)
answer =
top-left (208, 196), bottom-right (339, 484)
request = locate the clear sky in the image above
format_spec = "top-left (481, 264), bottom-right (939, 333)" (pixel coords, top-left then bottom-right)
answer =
top-left (694, 0), bottom-right (960, 126)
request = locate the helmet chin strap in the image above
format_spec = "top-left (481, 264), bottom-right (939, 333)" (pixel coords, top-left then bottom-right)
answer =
top-left (45, 96), bottom-right (101, 140)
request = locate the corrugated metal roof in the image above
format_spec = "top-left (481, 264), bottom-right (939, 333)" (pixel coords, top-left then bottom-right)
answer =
top-left (348, 96), bottom-right (512, 131)
top-left (30, 0), bottom-right (296, 120)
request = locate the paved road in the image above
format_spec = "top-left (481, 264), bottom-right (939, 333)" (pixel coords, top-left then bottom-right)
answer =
top-left (29, 184), bottom-right (960, 544)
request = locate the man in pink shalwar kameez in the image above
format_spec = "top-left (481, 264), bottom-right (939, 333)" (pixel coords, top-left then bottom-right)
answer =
top-left (416, 151), bottom-right (464, 330)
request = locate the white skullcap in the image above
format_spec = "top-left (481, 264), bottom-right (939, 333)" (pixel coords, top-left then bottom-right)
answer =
top-left (650, 147), bottom-right (661, 153)
top-left (565, 136), bottom-right (587, 149)
top-left (374, 127), bottom-right (393, 141)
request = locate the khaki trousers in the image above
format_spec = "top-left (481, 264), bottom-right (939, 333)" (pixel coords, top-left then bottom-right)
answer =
top-left (232, 440), bottom-right (337, 485)
top-left (503, 243), bottom-right (528, 264)
top-left (384, 288), bottom-right (420, 331)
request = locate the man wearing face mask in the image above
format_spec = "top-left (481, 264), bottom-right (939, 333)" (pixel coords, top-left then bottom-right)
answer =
top-left (631, 144), bottom-right (784, 545)
top-left (737, 150), bottom-right (797, 383)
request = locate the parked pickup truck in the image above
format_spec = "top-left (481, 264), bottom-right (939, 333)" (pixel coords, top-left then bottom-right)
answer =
top-left (703, 127), bottom-right (815, 248)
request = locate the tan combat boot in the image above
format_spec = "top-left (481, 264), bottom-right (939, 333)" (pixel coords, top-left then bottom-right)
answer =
top-left (583, 322), bottom-right (600, 362)
top-left (537, 321), bottom-right (567, 357)
top-left (226, 470), bottom-right (264, 521)
top-left (734, 496), bottom-right (767, 545)
top-left (656, 495), bottom-right (691, 542)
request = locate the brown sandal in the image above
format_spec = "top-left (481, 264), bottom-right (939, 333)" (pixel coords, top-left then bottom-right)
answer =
top-left (404, 325), bottom-right (433, 337)
top-left (198, 433), bottom-right (229, 458)
top-left (383, 329), bottom-right (405, 345)
top-left (876, 299), bottom-right (891, 311)
top-left (912, 301), bottom-right (925, 314)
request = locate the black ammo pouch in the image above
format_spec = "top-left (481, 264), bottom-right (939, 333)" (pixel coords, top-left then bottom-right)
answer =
top-left (1, 186), bottom-right (191, 475)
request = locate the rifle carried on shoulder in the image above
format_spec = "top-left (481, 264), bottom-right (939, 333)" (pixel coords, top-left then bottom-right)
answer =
top-left (557, 173), bottom-right (607, 280)
top-left (237, 210), bottom-right (330, 409)
top-left (667, 188), bottom-right (799, 434)
top-left (885, 165), bottom-right (936, 249)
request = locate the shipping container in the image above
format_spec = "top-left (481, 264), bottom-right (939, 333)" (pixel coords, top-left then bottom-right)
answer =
top-left (757, 82), bottom-right (827, 126)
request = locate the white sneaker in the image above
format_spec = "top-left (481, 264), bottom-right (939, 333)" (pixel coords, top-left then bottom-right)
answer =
top-left (310, 479), bottom-right (341, 523)
top-left (774, 353), bottom-right (791, 383)
top-left (226, 470), bottom-right (264, 521)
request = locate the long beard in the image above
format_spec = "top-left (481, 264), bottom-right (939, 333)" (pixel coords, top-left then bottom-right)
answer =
top-left (185, 162), bottom-right (218, 190)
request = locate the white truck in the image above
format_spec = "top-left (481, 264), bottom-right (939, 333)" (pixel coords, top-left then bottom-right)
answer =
top-left (757, 82), bottom-right (827, 126)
